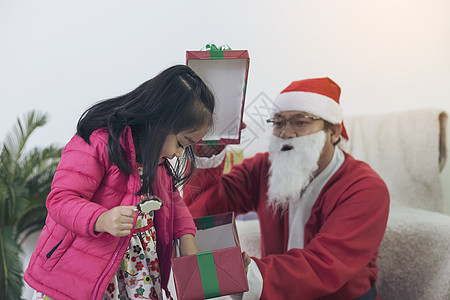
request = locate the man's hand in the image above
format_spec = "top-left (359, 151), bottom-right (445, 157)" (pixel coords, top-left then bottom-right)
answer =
top-left (94, 206), bottom-right (137, 236)
top-left (195, 145), bottom-right (226, 158)
top-left (242, 251), bottom-right (251, 273)
top-left (194, 121), bottom-right (246, 158)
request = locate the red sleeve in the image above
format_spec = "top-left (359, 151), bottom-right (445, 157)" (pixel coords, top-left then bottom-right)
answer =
top-left (183, 153), bottom-right (268, 218)
top-left (172, 188), bottom-right (196, 239)
top-left (253, 174), bottom-right (390, 299)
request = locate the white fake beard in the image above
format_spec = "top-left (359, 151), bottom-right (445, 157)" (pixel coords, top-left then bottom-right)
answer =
top-left (267, 130), bottom-right (326, 211)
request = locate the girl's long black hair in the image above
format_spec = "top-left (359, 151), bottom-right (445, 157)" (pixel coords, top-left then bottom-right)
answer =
top-left (76, 65), bottom-right (215, 194)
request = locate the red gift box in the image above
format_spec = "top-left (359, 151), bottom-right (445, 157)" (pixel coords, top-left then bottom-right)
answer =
top-left (186, 48), bottom-right (250, 145)
top-left (171, 212), bottom-right (249, 300)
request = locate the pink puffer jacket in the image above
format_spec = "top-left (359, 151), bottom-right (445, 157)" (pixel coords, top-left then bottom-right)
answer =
top-left (24, 127), bottom-right (196, 300)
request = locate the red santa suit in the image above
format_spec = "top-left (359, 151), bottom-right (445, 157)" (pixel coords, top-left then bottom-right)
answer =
top-left (183, 147), bottom-right (390, 300)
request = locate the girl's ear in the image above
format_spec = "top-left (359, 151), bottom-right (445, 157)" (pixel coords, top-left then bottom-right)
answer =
top-left (330, 123), bottom-right (343, 145)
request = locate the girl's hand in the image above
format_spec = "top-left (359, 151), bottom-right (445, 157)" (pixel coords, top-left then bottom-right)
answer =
top-left (178, 234), bottom-right (200, 256)
top-left (94, 206), bottom-right (137, 236)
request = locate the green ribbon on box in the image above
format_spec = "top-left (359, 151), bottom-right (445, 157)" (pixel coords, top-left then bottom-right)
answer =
top-left (199, 215), bottom-right (216, 229)
top-left (197, 251), bottom-right (221, 298)
top-left (204, 140), bottom-right (218, 146)
top-left (205, 43), bottom-right (231, 60)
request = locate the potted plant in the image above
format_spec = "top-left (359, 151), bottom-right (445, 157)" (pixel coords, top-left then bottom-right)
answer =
top-left (0, 111), bottom-right (62, 300)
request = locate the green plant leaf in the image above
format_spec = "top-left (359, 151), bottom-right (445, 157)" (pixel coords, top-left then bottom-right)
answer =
top-left (0, 226), bottom-right (24, 300)
top-left (16, 205), bottom-right (48, 244)
top-left (20, 145), bottom-right (61, 185)
top-left (0, 110), bottom-right (62, 299)
top-left (1, 111), bottom-right (47, 182)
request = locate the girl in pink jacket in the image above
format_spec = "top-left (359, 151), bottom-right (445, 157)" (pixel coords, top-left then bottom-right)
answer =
top-left (24, 65), bottom-right (215, 300)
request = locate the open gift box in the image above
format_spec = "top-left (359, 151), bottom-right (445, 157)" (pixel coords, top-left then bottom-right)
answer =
top-left (186, 48), bottom-right (250, 145)
top-left (171, 212), bottom-right (249, 300)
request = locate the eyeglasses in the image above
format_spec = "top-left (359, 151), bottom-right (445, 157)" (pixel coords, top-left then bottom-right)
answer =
top-left (266, 115), bottom-right (322, 132)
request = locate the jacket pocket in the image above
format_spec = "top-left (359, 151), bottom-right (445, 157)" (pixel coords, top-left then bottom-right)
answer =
top-left (46, 239), bottom-right (63, 259)
top-left (42, 230), bottom-right (76, 271)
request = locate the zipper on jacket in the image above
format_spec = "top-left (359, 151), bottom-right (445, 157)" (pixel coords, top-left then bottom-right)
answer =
top-left (91, 236), bottom-right (127, 300)
top-left (91, 145), bottom-right (138, 300)
top-left (46, 239), bottom-right (63, 259)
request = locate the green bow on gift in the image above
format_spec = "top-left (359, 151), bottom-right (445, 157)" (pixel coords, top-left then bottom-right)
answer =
top-left (204, 43), bottom-right (232, 51)
top-left (203, 43), bottom-right (232, 60)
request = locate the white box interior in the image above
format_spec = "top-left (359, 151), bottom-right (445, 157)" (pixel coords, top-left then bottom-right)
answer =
top-left (188, 59), bottom-right (247, 141)
top-left (195, 223), bottom-right (237, 252)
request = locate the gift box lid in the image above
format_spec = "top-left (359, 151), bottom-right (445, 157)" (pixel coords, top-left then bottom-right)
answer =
top-left (186, 48), bottom-right (250, 145)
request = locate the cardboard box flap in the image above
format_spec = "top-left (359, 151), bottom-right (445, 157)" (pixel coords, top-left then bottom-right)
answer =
top-left (173, 256), bottom-right (204, 300)
top-left (194, 213), bottom-right (239, 251)
top-left (194, 213), bottom-right (234, 229)
top-left (195, 223), bottom-right (237, 252)
top-left (213, 247), bottom-right (249, 293)
top-left (187, 50), bottom-right (249, 60)
top-left (171, 212), bottom-right (249, 299)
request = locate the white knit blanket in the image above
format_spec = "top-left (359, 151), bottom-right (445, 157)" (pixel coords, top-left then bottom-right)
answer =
top-left (340, 108), bottom-right (444, 212)
top-left (377, 205), bottom-right (450, 300)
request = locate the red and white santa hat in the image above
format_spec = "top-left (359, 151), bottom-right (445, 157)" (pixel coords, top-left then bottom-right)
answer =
top-left (273, 77), bottom-right (348, 140)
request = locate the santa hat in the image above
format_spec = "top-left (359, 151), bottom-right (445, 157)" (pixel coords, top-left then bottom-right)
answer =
top-left (273, 77), bottom-right (348, 140)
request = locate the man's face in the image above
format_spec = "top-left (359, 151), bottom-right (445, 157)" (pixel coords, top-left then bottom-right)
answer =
top-left (269, 110), bottom-right (326, 139)
top-left (266, 110), bottom-right (342, 210)
top-left (267, 109), bottom-right (341, 170)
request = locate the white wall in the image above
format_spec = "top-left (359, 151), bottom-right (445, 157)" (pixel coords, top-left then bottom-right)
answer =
top-left (1, 0), bottom-right (449, 297)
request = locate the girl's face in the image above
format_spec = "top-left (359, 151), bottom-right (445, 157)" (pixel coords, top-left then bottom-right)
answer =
top-left (159, 125), bottom-right (209, 164)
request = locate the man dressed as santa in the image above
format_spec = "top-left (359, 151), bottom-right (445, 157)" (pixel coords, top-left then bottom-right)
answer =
top-left (183, 78), bottom-right (390, 300)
